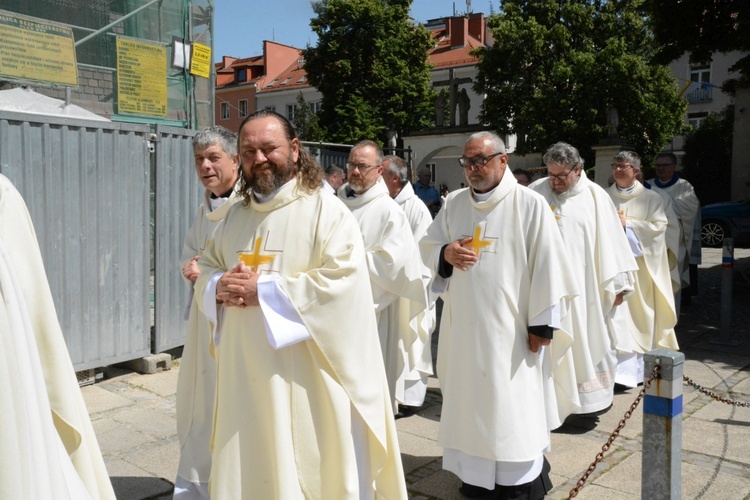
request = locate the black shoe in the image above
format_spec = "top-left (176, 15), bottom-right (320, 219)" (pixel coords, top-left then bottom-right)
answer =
top-left (395, 404), bottom-right (419, 419)
top-left (459, 482), bottom-right (496, 498)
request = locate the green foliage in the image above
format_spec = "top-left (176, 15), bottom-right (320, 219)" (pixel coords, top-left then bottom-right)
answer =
top-left (645, 0), bottom-right (750, 86)
top-left (683, 106), bottom-right (734, 205)
top-left (303, 0), bottom-right (436, 144)
top-left (474, 0), bottom-right (686, 164)
top-left (292, 92), bottom-right (324, 142)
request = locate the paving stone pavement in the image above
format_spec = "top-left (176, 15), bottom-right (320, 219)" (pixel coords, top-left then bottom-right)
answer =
top-left (82, 247), bottom-right (750, 499)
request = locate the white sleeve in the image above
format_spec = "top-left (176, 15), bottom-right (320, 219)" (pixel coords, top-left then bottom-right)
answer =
top-left (624, 221), bottom-right (643, 257)
top-left (257, 274), bottom-right (313, 349)
top-left (529, 301), bottom-right (563, 330)
top-left (203, 272), bottom-right (225, 345)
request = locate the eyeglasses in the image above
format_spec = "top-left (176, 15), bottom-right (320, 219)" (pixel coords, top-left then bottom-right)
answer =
top-left (347, 163), bottom-right (379, 172)
top-left (611, 163), bottom-right (635, 171)
top-left (654, 163), bottom-right (674, 168)
top-left (458, 152), bottom-right (503, 169)
top-left (547, 165), bottom-right (580, 180)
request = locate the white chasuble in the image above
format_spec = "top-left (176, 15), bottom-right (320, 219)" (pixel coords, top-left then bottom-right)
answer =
top-left (176, 187), bottom-right (239, 486)
top-left (393, 182), bottom-right (436, 405)
top-left (338, 178), bottom-right (429, 411)
top-left (650, 185), bottom-right (683, 293)
top-left (0, 174), bottom-right (115, 500)
top-left (530, 176), bottom-right (638, 415)
top-left (195, 179), bottom-right (406, 499)
top-left (420, 171), bottom-right (577, 466)
top-left (607, 183), bottom-right (679, 354)
top-left (649, 177), bottom-right (701, 286)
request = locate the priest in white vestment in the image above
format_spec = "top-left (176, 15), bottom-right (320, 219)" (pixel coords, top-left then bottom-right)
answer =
top-left (195, 111), bottom-right (406, 499)
top-left (338, 141), bottom-right (429, 415)
top-left (175, 126), bottom-right (240, 499)
top-left (382, 154), bottom-right (436, 411)
top-left (608, 151), bottom-right (679, 387)
top-left (530, 142), bottom-right (638, 418)
top-left (420, 132), bottom-right (577, 499)
top-left (0, 174), bottom-right (115, 500)
top-left (322, 163), bottom-right (346, 194)
top-left (648, 152), bottom-right (701, 295)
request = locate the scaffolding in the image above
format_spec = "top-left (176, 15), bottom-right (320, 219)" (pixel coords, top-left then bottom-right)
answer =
top-left (0, 0), bottom-right (214, 128)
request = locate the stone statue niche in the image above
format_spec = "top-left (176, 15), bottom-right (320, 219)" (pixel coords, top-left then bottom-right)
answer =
top-left (435, 89), bottom-right (447, 127)
top-left (457, 87), bottom-right (470, 126)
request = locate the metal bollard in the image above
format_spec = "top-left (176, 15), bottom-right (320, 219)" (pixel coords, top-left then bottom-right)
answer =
top-left (710, 237), bottom-right (738, 345)
top-left (642, 349), bottom-right (685, 500)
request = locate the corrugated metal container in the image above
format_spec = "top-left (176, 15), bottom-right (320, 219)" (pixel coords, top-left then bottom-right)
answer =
top-left (0, 110), bottom-right (152, 370)
top-left (152, 124), bottom-right (202, 352)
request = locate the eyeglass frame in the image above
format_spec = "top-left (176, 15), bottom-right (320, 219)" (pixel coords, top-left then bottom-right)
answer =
top-left (654, 162), bottom-right (675, 168)
top-left (546, 164), bottom-right (581, 180)
top-left (611, 163), bottom-right (635, 171)
top-left (346, 162), bottom-right (380, 172)
top-left (458, 152), bottom-right (504, 169)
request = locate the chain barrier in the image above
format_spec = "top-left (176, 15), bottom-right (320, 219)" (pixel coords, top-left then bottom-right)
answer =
top-left (565, 365), bottom-right (660, 499)
top-left (683, 375), bottom-right (750, 408)
top-left (566, 368), bottom-right (750, 498)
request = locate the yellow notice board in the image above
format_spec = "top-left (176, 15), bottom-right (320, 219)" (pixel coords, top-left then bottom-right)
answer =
top-left (190, 42), bottom-right (211, 78)
top-left (0, 10), bottom-right (78, 86)
top-left (116, 37), bottom-right (167, 117)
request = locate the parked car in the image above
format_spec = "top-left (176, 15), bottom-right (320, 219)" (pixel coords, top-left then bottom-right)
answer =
top-left (700, 198), bottom-right (750, 247)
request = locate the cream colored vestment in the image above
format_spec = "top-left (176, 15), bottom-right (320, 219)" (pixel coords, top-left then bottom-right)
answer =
top-left (0, 174), bottom-right (115, 500)
top-left (176, 187), bottom-right (239, 486)
top-left (195, 179), bottom-right (407, 499)
top-left (338, 178), bottom-right (429, 412)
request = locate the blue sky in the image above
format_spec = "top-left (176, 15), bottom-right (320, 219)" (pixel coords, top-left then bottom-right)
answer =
top-left (213, 0), bottom-right (498, 61)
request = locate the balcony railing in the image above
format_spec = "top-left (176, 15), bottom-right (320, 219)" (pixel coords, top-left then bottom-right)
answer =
top-left (686, 87), bottom-right (713, 103)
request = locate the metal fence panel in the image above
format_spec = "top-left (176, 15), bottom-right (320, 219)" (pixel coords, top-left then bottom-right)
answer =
top-left (152, 124), bottom-right (201, 353)
top-left (0, 111), bottom-right (152, 370)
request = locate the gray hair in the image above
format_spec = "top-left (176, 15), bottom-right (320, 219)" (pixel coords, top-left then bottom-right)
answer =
top-left (466, 131), bottom-right (506, 154)
top-left (193, 125), bottom-right (237, 157)
top-left (325, 163), bottom-right (345, 177)
top-left (351, 140), bottom-right (384, 165)
top-left (543, 142), bottom-right (584, 169)
top-left (383, 155), bottom-right (408, 182)
top-left (614, 150), bottom-right (641, 171)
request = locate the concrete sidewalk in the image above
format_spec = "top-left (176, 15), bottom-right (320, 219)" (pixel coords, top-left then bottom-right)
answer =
top-left (83, 248), bottom-right (750, 499)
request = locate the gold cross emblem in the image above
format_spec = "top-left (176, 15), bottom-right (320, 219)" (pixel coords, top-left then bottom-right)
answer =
top-left (465, 225), bottom-right (493, 255)
top-left (238, 236), bottom-right (276, 271)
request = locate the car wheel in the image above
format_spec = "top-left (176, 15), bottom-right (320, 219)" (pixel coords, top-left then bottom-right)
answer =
top-left (701, 220), bottom-right (729, 247)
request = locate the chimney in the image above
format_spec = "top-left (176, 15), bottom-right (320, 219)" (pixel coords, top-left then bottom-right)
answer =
top-left (450, 16), bottom-right (469, 48)
top-left (468, 13), bottom-right (485, 43)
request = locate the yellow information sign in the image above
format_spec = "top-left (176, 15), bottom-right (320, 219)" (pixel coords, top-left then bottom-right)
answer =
top-left (190, 42), bottom-right (211, 79)
top-left (116, 37), bottom-right (167, 117)
top-left (0, 10), bottom-right (78, 86)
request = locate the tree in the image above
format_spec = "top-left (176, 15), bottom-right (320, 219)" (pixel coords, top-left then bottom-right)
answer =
top-left (292, 92), bottom-right (324, 142)
top-left (646, 0), bottom-right (750, 86)
top-left (474, 0), bottom-right (686, 164)
top-left (682, 106), bottom-right (734, 205)
top-left (303, 0), bottom-right (435, 144)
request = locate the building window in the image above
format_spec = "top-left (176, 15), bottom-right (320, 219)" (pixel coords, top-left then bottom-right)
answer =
top-left (236, 68), bottom-right (247, 83)
top-left (287, 104), bottom-right (296, 121)
top-left (687, 65), bottom-right (712, 103)
top-left (690, 65), bottom-right (711, 84)
top-left (220, 102), bottom-right (229, 120)
top-left (426, 162), bottom-right (436, 183)
top-left (239, 100), bottom-right (248, 118)
top-left (309, 101), bottom-right (321, 114)
top-left (687, 112), bottom-right (708, 129)
top-left (265, 106), bottom-right (276, 112)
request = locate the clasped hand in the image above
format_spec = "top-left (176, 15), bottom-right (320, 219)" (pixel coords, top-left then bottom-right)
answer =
top-left (444, 237), bottom-right (478, 271)
top-left (216, 263), bottom-right (260, 308)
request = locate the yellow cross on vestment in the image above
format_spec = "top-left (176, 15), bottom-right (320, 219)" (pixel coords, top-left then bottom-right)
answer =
top-left (238, 236), bottom-right (276, 271)
top-left (465, 225), bottom-right (493, 255)
top-left (199, 238), bottom-right (210, 256)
